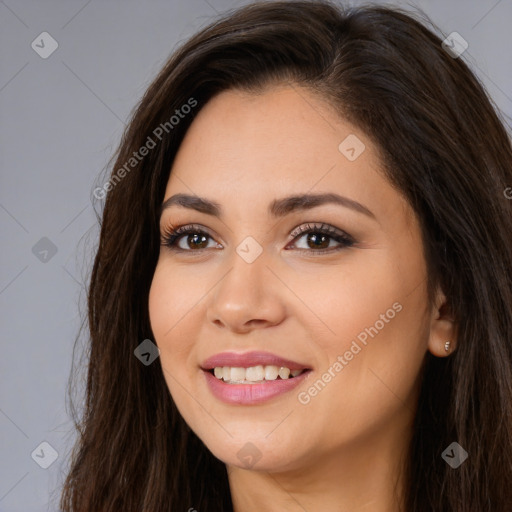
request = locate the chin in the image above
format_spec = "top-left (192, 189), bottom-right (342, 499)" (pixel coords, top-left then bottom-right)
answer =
top-left (197, 430), bottom-right (306, 472)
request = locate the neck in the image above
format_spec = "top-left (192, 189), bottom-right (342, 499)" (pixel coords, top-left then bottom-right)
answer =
top-left (227, 418), bottom-right (412, 512)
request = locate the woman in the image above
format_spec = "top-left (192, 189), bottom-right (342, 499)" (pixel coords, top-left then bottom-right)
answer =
top-left (60, 1), bottom-right (512, 510)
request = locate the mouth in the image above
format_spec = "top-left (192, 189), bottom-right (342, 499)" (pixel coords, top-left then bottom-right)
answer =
top-left (200, 351), bottom-right (312, 404)
top-left (200, 350), bottom-right (312, 383)
top-left (206, 365), bottom-right (310, 384)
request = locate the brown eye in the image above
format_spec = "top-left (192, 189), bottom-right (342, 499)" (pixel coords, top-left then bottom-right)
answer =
top-left (161, 224), bottom-right (219, 251)
top-left (288, 222), bottom-right (354, 254)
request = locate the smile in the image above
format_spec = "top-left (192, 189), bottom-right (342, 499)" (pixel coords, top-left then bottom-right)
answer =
top-left (211, 365), bottom-right (306, 383)
top-left (200, 351), bottom-right (312, 405)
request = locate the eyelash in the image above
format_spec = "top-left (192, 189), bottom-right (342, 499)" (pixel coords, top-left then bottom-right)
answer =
top-left (160, 222), bottom-right (355, 256)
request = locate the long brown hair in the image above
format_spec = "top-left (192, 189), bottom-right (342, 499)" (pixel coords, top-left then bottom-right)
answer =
top-left (60, 1), bottom-right (512, 510)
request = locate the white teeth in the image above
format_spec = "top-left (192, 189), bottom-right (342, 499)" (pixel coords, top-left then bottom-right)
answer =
top-left (230, 367), bottom-right (246, 382)
top-left (245, 365), bottom-right (264, 381)
top-left (212, 365), bottom-right (305, 383)
top-left (265, 365), bottom-right (279, 380)
top-left (278, 367), bottom-right (290, 379)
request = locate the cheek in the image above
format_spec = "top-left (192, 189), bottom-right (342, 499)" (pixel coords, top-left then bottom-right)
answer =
top-left (289, 255), bottom-right (402, 354)
top-left (149, 265), bottom-right (202, 416)
top-left (148, 264), bottom-right (197, 368)
top-left (148, 267), bottom-right (171, 345)
top-left (297, 253), bottom-right (429, 424)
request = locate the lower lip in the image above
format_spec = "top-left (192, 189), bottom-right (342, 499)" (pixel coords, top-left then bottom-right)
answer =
top-left (202, 369), bottom-right (311, 405)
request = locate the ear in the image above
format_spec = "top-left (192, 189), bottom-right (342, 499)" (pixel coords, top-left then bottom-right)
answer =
top-left (427, 286), bottom-right (458, 357)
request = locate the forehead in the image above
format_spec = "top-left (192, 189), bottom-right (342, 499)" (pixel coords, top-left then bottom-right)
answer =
top-left (164, 85), bottom-right (411, 226)
top-left (171, 85), bottom-right (373, 177)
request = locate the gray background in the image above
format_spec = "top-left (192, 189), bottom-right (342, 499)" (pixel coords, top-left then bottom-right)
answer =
top-left (1, 1), bottom-right (511, 510)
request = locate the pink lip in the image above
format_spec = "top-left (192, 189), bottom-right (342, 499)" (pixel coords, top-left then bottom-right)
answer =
top-left (202, 368), bottom-right (312, 405)
top-left (201, 351), bottom-right (311, 371)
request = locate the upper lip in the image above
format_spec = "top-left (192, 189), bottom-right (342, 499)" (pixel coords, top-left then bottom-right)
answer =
top-left (201, 351), bottom-right (311, 371)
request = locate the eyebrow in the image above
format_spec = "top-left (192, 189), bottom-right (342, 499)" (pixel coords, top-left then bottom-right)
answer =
top-left (159, 192), bottom-right (376, 220)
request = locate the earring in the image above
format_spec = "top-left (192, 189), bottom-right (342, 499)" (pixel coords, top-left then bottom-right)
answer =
top-left (444, 341), bottom-right (451, 352)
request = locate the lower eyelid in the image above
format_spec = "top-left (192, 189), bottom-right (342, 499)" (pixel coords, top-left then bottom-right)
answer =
top-left (163, 233), bottom-right (353, 253)
top-left (289, 235), bottom-right (354, 252)
top-left (161, 222), bottom-right (355, 251)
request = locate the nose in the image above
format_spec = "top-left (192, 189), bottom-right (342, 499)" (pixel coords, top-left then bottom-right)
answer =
top-left (206, 247), bottom-right (286, 334)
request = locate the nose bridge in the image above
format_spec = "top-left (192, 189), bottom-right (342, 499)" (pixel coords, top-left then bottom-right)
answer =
top-left (206, 238), bottom-right (285, 330)
top-left (216, 238), bottom-right (269, 305)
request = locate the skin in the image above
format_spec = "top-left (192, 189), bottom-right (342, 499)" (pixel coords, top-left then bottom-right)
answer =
top-left (148, 84), bottom-right (457, 512)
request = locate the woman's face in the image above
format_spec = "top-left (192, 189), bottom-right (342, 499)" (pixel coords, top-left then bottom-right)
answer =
top-left (149, 84), bottom-right (454, 473)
